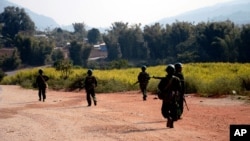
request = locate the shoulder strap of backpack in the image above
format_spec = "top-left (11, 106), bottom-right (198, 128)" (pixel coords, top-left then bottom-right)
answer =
top-left (40, 75), bottom-right (46, 83)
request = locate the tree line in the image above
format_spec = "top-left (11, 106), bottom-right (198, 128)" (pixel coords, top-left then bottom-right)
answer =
top-left (0, 6), bottom-right (250, 72)
top-left (103, 21), bottom-right (250, 64)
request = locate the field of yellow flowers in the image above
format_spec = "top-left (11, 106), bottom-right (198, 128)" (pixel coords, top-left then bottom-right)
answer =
top-left (1, 63), bottom-right (250, 96)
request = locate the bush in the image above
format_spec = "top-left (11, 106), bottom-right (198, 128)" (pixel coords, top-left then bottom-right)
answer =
top-left (184, 76), bottom-right (198, 94)
top-left (241, 76), bottom-right (250, 91)
top-left (0, 69), bottom-right (6, 82)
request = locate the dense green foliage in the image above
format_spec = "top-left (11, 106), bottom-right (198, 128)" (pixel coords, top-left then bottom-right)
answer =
top-left (53, 59), bottom-right (73, 79)
top-left (87, 28), bottom-right (101, 44)
top-left (68, 41), bottom-right (91, 66)
top-left (103, 21), bottom-right (250, 64)
top-left (1, 63), bottom-right (250, 97)
top-left (14, 34), bottom-right (54, 65)
top-left (72, 22), bottom-right (87, 42)
top-left (0, 48), bottom-right (21, 71)
top-left (0, 6), bottom-right (35, 46)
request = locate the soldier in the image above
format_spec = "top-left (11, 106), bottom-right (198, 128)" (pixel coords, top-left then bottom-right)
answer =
top-left (157, 64), bottom-right (181, 128)
top-left (137, 65), bottom-right (150, 101)
top-left (36, 69), bottom-right (49, 102)
top-left (84, 69), bottom-right (97, 106)
top-left (174, 62), bottom-right (185, 119)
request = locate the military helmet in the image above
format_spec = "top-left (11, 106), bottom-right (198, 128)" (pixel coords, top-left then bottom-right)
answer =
top-left (174, 63), bottom-right (182, 69)
top-left (141, 65), bottom-right (147, 70)
top-left (165, 64), bottom-right (175, 74)
top-left (87, 69), bottom-right (93, 75)
top-left (38, 69), bottom-right (43, 74)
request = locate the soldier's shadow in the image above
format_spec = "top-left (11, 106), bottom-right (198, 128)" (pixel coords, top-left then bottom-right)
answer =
top-left (122, 127), bottom-right (169, 133)
top-left (121, 120), bottom-right (169, 133)
top-left (135, 120), bottom-right (166, 124)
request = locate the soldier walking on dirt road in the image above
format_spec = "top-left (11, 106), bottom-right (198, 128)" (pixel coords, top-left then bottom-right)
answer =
top-left (174, 62), bottom-right (185, 119)
top-left (36, 69), bottom-right (49, 102)
top-left (137, 65), bottom-right (150, 101)
top-left (156, 64), bottom-right (181, 128)
top-left (84, 69), bottom-right (97, 106)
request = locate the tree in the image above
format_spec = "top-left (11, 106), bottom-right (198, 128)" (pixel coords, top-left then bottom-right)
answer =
top-left (87, 28), bottom-right (101, 44)
top-left (239, 24), bottom-right (250, 62)
top-left (1, 48), bottom-right (21, 71)
top-left (68, 41), bottom-right (91, 66)
top-left (0, 6), bottom-right (35, 46)
top-left (143, 23), bottom-right (165, 60)
top-left (118, 24), bottom-right (149, 60)
top-left (103, 22), bottom-right (127, 60)
top-left (72, 22), bottom-right (87, 42)
top-left (50, 28), bottom-right (73, 47)
top-left (54, 59), bottom-right (73, 79)
top-left (168, 21), bottom-right (194, 61)
top-left (51, 48), bottom-right (65, 62)
top-left (14, 34), bottom-right (54, 66)
top-left (196, 20), bottom-right (239, 62)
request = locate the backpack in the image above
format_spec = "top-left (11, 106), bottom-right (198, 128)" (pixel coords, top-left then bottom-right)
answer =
top-left (85, 76), bottom-right (96, 89)
top-left (157, 77), bottom-right (176, 101)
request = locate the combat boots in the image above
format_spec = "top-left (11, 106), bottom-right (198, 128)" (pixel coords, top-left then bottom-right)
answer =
top-left (166, 117), bottom-right (174, 128)
top-left (94, 100), bottom-right (97, 106)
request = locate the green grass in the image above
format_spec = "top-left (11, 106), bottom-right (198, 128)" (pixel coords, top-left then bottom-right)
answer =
top-left (1, 63), bottom-right (250, 97)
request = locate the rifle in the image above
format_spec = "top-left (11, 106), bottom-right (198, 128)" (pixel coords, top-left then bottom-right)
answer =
top-left (183, 96), bottom-right (189, 111)
top-left (152, 76), bottom-right (165, 79)
top-left (133, 81), bottom-right (139, 85)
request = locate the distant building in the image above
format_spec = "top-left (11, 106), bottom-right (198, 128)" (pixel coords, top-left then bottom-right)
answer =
top-left (89, 43), bottom-right (107, 60)
top-left (93, 43), bottom-right (107, 51)
top-left (99, 43), bottom-right (107, 51)
top-left (34, 34), bottom-right (47, 38)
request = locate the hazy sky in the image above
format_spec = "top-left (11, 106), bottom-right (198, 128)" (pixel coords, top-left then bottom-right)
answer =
top-left (9, 0), bottom-right (232, 27)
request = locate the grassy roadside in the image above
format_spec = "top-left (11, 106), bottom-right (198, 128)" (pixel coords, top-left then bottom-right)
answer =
top-left (1, 63), bottom-right (250, 97)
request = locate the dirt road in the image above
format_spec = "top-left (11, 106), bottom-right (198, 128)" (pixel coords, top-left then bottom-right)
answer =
top-left (0, 85), bottom-right (250, 141)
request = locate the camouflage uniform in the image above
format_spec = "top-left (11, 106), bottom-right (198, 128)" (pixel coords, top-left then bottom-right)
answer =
top-left (138, 66), bottom-right (150, 101)
top-left (158, 64), bottom-right (181, 128)
top-left (174, 63), bottom-right (185, 119)
top-left (84, 69), bottom-right (97, 106)
top-left (36, 69), bottom-right (49, 102)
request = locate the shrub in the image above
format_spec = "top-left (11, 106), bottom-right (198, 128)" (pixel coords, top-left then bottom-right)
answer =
top-left (184, 76), bottom-right (198, 94)
top-left (0, 69), bottom-right (6, 82)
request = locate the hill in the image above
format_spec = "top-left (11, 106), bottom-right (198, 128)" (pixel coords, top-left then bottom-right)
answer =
top-left (157, 0), bottom-right (250, 25)
top-left (1, 0), bottom-right (249, 31)
top-left (0, 0), bottom-right (60, 31)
